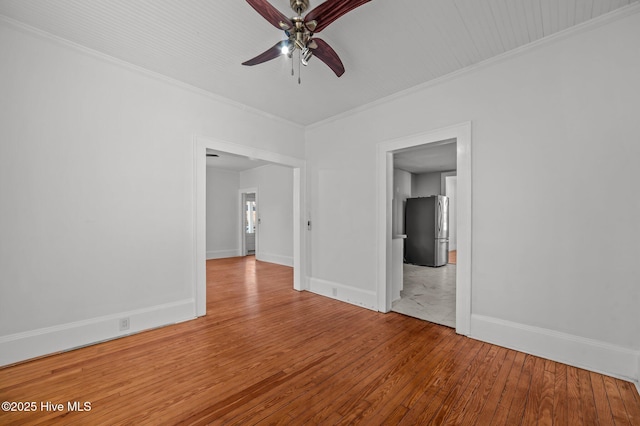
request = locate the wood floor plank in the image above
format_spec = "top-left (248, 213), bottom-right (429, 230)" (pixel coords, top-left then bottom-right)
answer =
top-left (233, 318), bottom-right (439, 425)
top-left (442, 345), bottom-right (506, 425)
top-left (328, 326), bottom-right (455, 423)
top-left (603, 376), bottom-right (632, 426)
top-left (504, 354), bottom-right (536, 425)
top-left (590, 372), bottom-right (615, 425)
top-left (567, 365), bottom-right (585, 426)
top-left (292, 322), bottom-right (439, 424)
top-left (618, 380), bottom-right (640, 425)
top-left (1, 256), bottom-right (639, 425)
top-left (536, 359), bottom-right (556, 426)
top-left (552, 362), bottom-right (568, 425)
top-left (472, 348), bottom-right (518, 424)
top-left (578, 368), bottom-right (599, 425)
top-left (366, 327), bottom-right (461, 420)
top-left (521, 356), bottom-right (549, 425)
top-left (398, 341), bottom-right (488, 424)
top-left (489, 351), bottom-right (527, 425)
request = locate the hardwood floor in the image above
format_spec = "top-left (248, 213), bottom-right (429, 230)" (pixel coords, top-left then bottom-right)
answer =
top-left (1, 256), bottom-right (639, 425)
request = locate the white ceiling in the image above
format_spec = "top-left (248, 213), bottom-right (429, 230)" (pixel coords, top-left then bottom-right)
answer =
top-left (206, 149), bottom-right (269, 172)
top-left (394, 139), bottom-right (457, 174)
top-left (0, 0), bottom-right (637, 126)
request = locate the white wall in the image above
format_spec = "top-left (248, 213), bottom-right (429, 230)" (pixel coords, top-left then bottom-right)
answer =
top-left (206, 168), bottom-right (240, 259)
top-left (412, 172), bottom-right (441, 197)
top-left (445, 176), bottom-right (457, 250)
top-left (306, 12), bottom-right (640, 382)
top-left (0, 21), bottom-right (304, 365)
top-left (392, 169), bottom-right (412, 235)
top-left (240, 165), bottom-right (294, 266)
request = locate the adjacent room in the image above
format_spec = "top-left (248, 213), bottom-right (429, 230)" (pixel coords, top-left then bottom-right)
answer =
top-left (391, 140), bottom-right (458, 328)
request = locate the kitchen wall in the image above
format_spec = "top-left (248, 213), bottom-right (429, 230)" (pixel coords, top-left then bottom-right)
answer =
top-left (445, 176), bottom-right (457, 251)
top-left (240, 165), bottom-right (294, 267)
top-left (206, 168), bottom-right (241, 259)
top-left (392, 169), bottom-right (412, 235)
top-left (412, 171), bottom-right (442, 197)
top-left (0, 21), bottom-right (304, 365)
top-left (306, 11), bottom-right (640, 382)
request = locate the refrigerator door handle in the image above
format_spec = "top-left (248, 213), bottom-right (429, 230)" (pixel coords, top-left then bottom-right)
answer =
top-left (437, 200), bottom-right (442, 235)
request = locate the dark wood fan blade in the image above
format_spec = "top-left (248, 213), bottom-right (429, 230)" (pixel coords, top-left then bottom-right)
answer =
top-left (310, 38), bottom-right (345, 77)
top-left (242, 41), bottom-right (286, 66)
top-left (246, 0), bottom-right (293, 30)
top-left (305, 0), bottom-right (371, 32)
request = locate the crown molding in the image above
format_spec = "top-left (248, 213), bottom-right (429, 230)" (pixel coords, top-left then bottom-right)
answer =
top-left (306, 1), bottom-right (640, 131)
top-left (0, 14), bottom-right (304, 131)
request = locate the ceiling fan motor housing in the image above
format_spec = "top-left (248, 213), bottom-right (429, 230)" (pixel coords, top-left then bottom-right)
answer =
top-left (291, 16), bottom-right (311, 51)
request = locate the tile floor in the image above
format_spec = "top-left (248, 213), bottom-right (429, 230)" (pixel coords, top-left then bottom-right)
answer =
top-left (391, 263), bottom-right (456, 328)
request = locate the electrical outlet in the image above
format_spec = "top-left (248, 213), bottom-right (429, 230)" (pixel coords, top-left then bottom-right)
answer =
top-left (119, 317), bottom-right (130, 331)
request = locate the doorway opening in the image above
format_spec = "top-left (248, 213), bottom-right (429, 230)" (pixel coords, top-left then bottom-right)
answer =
top-left (376, 122), bottom-right (471, 336)
top-left (391, 140), bottom-right (457, 328)
top-left (194, 135), bottom-right (307, 317)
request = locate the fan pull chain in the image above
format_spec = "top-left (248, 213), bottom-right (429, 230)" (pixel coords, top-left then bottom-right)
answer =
top-left (291, 55), bottom-right (294, 76)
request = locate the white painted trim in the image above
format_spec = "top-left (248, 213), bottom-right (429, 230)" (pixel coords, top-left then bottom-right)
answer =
top-left (194, 137), bottom-right (207, 317)
top-left (440, 171), bottom-right (457, 196)
top-left (206, 249), bottom-right (242, 260)
top-left (194, 135), bottom-right (308, 314)
top-left (309, 278), bottom-right (378, 311)
top-left (0, 299), bottom-right (195, 367)
top-left (292, 167), bottom-right (304, 290)
top-left (637, 356), bottom-right (640, 393)
top-left (376, 122), bottom-right (472, 336)
top-left (471, 314), bottom-right (640, 384)
top-left (307, 2), bottom-right (640, 130)
top-left (257, 252), bottom-right (294, 267)
top-left (0, 16), bottom-right (304, 130)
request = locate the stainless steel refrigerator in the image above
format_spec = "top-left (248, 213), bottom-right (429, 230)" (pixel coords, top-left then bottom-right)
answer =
top-left (404, 195), bottom-right (449, 267)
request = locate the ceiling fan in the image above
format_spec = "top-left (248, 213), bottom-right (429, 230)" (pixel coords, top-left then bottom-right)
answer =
top-left (242, 0), bottom-right (371, 82)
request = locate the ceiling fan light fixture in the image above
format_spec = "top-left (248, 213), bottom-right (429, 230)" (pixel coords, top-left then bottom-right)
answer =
top-left (243, 0), bottom-right (371, 79)
top-left (301, 47), bottom-right (313, 66)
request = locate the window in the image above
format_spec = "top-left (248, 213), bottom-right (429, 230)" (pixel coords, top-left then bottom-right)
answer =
top-left (245, 200), bottom-right (256, 234)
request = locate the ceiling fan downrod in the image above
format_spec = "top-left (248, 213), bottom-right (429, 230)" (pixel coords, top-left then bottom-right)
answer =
top-left (290, 0), bottom-right (309, 15)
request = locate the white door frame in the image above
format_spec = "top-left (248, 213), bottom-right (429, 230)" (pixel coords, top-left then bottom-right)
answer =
top-left (376, 122), bottom-right (472, 335)
top-left (193, 135), bottom-right (307, 317)
top-left (240, 188), bottom-right (258, 256)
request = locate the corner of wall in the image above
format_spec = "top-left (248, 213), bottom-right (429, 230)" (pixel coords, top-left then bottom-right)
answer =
top-left (308, 277), bottom-right (378, 311)
top-left (636, 354), bottom-right (640, 393)
top-left (257, 252), bottom-right (294, 267)
top-left (0, 299), bottom-right (195, 367)
top-left (206, 249), bottom-right (242, 260)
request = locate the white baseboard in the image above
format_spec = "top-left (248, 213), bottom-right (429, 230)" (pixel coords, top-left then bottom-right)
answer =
top-left (308, 277), bottom-right (377, 311)
top-left (206, 249), bottom-right (241, 259)
top-left (471, 314), bottom-right (640, 384)
top-left (257, 252), bottom-right (293, 267)
top-left (0, 299), bottom-right (195, 367)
